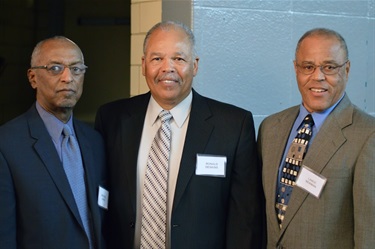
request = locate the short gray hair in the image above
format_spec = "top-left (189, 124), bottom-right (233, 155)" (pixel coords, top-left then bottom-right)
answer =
top-left (295, 28), bottom-right (349, 60)
top-left (143, 21), bottom-right (197, 57)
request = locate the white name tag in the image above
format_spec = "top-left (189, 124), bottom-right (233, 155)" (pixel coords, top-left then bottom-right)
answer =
top-left (295, 165), bottom-right (327, 198)
top-left (98, 186), bottom-right (109, 209)
top-left (195, 154), bottom-right (226, 177)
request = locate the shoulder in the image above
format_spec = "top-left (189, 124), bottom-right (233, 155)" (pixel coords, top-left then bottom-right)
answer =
top-left (74, 119), bottom-right (103, 140)
top-left (351, 105), bottom-right (375, 130)
top-left (192, 90), bottom-right (252, 118)
top-left (0, 107), bottom-right (40, 153)
top-left (349, 110), bottom-right (375, 151)
top-left (0, 112), bottom-right (29, 137)
top-left (332, 95), bottom-right (374, 131)
top-left (95, 93), bottom-right (150, 134)
top-left (97, 92), bottom-right (150, 114)
top-left (260, 105), bottom-right (299, 126)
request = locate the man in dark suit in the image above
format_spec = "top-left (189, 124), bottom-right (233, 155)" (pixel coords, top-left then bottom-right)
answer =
top-left (258, 28), bottom-right (375, 248)
top-left (0, 36), bottom-right (107, 249)
top-left (95, 21), bottom-right (264, 249)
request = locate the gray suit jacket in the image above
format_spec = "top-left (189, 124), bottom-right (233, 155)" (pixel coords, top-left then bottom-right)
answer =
top-left (0, 103), bottom-right (107, 249)
top-left (258, 95), bottom-right (375, 249)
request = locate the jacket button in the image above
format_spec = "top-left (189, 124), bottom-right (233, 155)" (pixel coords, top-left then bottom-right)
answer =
top-left (129, 222), bottom-right (135, 228)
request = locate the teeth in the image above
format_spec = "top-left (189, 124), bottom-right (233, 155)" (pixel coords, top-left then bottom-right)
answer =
top-left (311, 88), bottom-right (326, 93)
top-left (161, 80), bottom-right (175, 84)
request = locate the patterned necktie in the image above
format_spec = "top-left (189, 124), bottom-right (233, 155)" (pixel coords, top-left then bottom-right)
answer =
top-left (276, 114), bottom-right (314, 228)
top-left (62, 125), bottom-right (94, 249)
top-left (141, 110), bottom-right (173, 249)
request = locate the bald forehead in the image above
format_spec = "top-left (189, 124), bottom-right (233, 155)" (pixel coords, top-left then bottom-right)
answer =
top-left (143, 21), bottom-right (196, 55)
top-left (40, 38), bottom-right (81, 54)
top-left (31, 37), bottom-right (83, 65)
top-left (296, 32), bottom-right (348, 60)
top-left (148, 26), bottom-right (190, 44)
top-left (299, 35), bottom-right (345, 56)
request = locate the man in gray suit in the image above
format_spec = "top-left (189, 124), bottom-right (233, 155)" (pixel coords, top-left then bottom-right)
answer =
top-left (258, 28), bottom-right (375, 248)
top-left (0, 36), bottom-right (107, 249)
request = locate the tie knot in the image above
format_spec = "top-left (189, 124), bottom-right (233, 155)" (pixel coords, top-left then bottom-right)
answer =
top-left (62, 125), bottom-right (73, 137)
top-left (303, 114), bottom-right (314, 127)
top-left (159, 110), bottom-right (173, 123)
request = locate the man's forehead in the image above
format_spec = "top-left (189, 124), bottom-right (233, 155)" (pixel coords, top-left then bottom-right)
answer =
top-left (36, 53), bottom-right (83, 68)
top-left (298, 37), bottom-right (344, 57)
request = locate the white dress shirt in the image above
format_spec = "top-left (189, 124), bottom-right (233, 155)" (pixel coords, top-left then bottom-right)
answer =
top-left (134, 91), bottom-right (192, 249)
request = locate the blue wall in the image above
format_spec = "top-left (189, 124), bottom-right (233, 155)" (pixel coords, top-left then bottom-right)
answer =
top-left (192, 0), bottom-right (375, 131)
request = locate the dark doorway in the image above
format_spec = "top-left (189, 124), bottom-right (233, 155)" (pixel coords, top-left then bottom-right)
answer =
top-left (0, 0), bottom-right (131, 125)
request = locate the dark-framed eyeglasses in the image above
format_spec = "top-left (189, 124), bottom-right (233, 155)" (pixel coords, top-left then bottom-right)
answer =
top-left (30, 64), bottom-right (88, 76)
top-left (296, 60), bottom-right (348, 75)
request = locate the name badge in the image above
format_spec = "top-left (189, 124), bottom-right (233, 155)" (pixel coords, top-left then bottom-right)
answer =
top-left (195, 154), bottom-right (226, 177)
top-left (295, 165), bottom-right (327, 198)
top-left (98, 186), bottom-right (109, 209)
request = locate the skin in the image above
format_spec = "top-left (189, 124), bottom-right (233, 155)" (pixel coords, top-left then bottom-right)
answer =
top-left (293, 35), bottom-right (350, 113)
top-left (142, 26), bottom-right (199, 110)
top-left (27, 38), bottom-right (85, 123)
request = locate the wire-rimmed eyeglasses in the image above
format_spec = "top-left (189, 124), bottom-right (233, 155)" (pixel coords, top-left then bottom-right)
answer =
top-left (30, 64), bottom-right (88, 76)
top-left (296, 60), bottom-right (348, 75)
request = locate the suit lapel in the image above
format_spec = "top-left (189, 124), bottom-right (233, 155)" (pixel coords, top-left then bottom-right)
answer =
top-left (121, 93), bottom-right (150, 212)
top-left (27, 107), bottom-right (83, 227)
top-left (172, 91), bottom-right (214, 210)
top-left (280, 96), bottom-right (353, 234)
top-left (74, 121), bottom-right (102, 241)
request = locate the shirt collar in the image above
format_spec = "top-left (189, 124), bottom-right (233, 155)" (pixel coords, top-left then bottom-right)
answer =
top-left (147, 91), bottom-right (192, 128)
top-left (36, 101), bottom-right (74, 141)
top-left (297, 93), bottom-right (345, 132)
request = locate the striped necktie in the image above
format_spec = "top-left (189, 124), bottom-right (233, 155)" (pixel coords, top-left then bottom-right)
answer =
top-left (141, 110), bottom-right (173, 249)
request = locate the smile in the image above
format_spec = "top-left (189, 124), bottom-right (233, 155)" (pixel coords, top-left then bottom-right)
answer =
top-left (310, 88), bottom-right (327, 93)
top-left (158, 79), bottom-right (178, 85)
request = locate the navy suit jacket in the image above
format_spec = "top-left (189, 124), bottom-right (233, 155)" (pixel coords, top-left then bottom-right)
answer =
top-left (95, 90), bottom-right (265, 249)
top-left (0, 103), bottom-right (107, 249)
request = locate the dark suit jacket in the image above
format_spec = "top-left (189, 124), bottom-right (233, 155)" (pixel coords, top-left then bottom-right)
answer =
top-left (0, 103), bottom-right (107, 249)
top-left (258, 95), bottom-right (375, 248)
top-left (95, 90), bottom-right (265, 249)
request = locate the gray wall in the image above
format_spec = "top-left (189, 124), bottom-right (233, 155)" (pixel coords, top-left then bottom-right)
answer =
top-left (191, 0), bottom-right (375, 131)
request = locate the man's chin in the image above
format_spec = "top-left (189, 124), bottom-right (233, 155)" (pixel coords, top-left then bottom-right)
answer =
top-left (58, 101), bottom-right (77, 109)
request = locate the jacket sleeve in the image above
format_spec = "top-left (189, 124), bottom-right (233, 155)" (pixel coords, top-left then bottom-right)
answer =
top-left (226, 112), bottom-right (266, 249)
top-left (353, 131), bottom-right (375, 248)
top-left (0, 151), bottom-right (17, 248)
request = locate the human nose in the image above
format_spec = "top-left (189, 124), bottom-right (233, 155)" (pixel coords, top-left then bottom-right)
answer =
top-left (60, 66), bottom-right (74, 82)
top-left (161, 59), bottom-right (175, 73)
top-left (312, 65), bottom-right (325, 80)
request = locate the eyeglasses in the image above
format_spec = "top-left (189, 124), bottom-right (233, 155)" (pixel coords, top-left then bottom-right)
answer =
top-left (296, 60), bottom-right (348, 75)
top-left (30, 64), bottom-right (88, 76)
